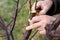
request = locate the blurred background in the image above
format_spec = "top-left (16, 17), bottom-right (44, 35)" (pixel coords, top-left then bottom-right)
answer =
top-left (0, 0), bottom-right (44, 40)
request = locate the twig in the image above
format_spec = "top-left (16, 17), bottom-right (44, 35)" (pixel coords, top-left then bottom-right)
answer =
top-left (0, 0), bottom-right (19, 40)
top-left (0, 15), bottom-right (13, 40)
top-left (7, 0), bottom-right (29, 31)
top-left (10, 0), bottom-right (19, 32)
top-left (18, 0), bottom-right (29, 13)
top-left (29, 30), bottom-right (38, 40)
top-left (0, 16), bottom-right (8, 31)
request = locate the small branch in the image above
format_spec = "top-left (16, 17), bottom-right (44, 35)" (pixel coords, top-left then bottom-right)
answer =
top-left (9, 0), bottom-right (19, 32)
top-left (7, 0), bottom-right (29, 31)
top-left (0, 16), bottom-right (8, 30)
top-left (0, 0), bottom-right (19, 40)
top-left (29, 30), bottom-right (38, 40)
top-left (22, 30), bottom-right (32, 40)
top-left (7, 20), bottom-right (14, 32)
top-left (18, 0), bottom-right (29, 13)
top-left (22, 0), bottom-right (39, 40)
top-left (0, 16), bottom-right (13, 40)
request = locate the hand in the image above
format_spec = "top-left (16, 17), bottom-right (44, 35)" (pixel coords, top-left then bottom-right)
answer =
top-left (26, 15), bottom-right (56, 35)
top-left (31, 0), bottom-right (53, 15)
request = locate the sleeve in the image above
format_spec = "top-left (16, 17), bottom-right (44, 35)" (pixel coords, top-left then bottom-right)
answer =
top-left (46, 0), bottom-right (60, 16)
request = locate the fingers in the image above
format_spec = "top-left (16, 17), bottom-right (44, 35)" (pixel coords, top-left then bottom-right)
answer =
top-left (38, 29), bottom-right (46, 35)
top-left (26, 21), bottom-right (47, 35)
top-left (31, 15), bottom-right (46, 23)
top-left (37, 22), bottom-right (47, 31)
top-left (26, 19), bottom-right (47, 30)
top-left (31, 16), bottom-right (41, 23)
top-left (37, 23), bottom-right (47, 35)
top-left (39, 7), bottom-right (48, 15)
top-left (26, 21), bottom-right (43, 30)
top-left (31, 15), bottom-right (56, 24)
top-left (31, 1), bottom-right (41, 11)
top-left (39, 10), bottom-right (46, 15)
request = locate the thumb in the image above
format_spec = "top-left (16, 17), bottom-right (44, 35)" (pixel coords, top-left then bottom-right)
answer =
top-left (39, 10), bottom-right (46, 15)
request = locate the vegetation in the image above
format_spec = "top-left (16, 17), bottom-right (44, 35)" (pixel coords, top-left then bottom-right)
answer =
top-left (0, 0), bottom-right (44, 40)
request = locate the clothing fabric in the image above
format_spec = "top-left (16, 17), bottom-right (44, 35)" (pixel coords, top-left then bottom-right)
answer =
top-left (46, 0), bottom-right (60, 16)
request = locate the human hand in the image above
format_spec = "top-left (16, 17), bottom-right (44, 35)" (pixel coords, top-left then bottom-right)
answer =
top-left (26, 15), bottom-right (56, 35)
top-left (31, 0), bottom-right (53, 15)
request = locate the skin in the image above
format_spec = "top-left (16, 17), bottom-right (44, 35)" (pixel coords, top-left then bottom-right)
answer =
top-left (26, 0), bottom-right (56, 35)
top-left (31, 0), bottom-right (53, 15)
top-left (26, 15), bottom-right (56, 35)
